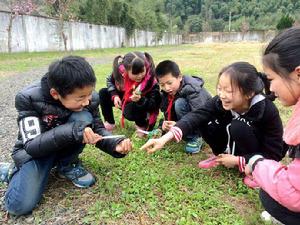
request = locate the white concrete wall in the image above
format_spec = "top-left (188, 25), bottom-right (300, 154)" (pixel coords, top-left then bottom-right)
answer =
top-left (183, 30), bottom-right (276, 43)
top-left (0, 11), bottom-right (182, 53)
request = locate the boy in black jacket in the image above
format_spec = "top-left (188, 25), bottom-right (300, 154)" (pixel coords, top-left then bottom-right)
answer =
top-left (156, 60), bottom-right (211, 153)
top-left (1, 56), bottom-right (131, 216)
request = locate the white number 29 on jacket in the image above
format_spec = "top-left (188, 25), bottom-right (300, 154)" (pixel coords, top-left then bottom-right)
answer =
top-left (19, 116), bottom-right (41, 143)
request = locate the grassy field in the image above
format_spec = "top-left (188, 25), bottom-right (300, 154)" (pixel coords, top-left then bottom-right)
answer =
top-left (1, 43), bottom-right (290, 224)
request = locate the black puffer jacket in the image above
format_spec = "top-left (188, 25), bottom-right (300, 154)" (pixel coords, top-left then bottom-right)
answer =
top-left (12, 74), bottom-right (126, 168)
top-left (160, 75), bottom-right (212, 120)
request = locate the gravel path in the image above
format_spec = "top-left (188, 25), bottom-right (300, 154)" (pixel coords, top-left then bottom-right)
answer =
top-left (0, 56), bottom-right (113, 224)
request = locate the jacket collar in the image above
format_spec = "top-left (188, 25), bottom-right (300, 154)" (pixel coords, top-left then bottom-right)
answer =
top-left (41, 73), bottom-right (63, 106)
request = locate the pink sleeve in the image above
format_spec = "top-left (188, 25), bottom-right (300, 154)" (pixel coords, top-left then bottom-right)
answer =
top-left (253, 159), bottom-right (300, 212)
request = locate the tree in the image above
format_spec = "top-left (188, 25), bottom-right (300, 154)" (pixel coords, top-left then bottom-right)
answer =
top-left (276, 15), bottom-right (295, 30)
top-left (78, 0), bottom-right (111, 25)
top-left (185, 15), bottom-right (202, 32)
top-left (7, 0), bottom-right (37, 52)
top-left (45, 0), bottom-right (77, 51)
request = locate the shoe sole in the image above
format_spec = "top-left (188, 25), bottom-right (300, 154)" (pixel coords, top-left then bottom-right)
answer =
top-left (185, 149), bottom-right (201, 154)
top-left (56, 173), bottom-right (95, 188)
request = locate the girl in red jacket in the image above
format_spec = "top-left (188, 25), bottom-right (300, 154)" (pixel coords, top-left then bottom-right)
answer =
top-left (245, 27), bottom-right (300, 224)
top-left (99, 52), bottom-right (161, 136)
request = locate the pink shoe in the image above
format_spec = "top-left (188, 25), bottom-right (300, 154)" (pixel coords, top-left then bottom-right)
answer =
top-left (104, 122), bottom-right (115, 132)
top-left (198, 155), bottom-right (218, 169)
top-left (243, 176), bottom-right (259, 189)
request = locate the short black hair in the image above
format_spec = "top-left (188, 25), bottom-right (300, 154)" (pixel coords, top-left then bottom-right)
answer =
top-left (155, 60), bottom-right (181, 78)
top-left (48, 56), bottom-right (96, 97)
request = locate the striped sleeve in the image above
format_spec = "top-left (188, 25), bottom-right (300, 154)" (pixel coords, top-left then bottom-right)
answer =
top-left (170, 126), bottom-right (183, 142)
top-left (238, 156), bottom-right (246, 172)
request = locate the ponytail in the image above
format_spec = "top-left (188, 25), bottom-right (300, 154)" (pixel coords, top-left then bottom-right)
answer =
top-left (257, 72), bottom-right (276, 101)
top-left (145, 52), bottom-right (156, 77)
top-left (112, 55), bottom-right (124, 84)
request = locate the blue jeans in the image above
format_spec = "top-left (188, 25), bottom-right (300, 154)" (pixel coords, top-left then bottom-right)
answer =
top-left (174, 98), bottom-right (199, 141)
top-left (4, 111), bottom-right (93, 216)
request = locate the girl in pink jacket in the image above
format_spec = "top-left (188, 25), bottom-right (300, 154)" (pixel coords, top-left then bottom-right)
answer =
top-left (246, 27), bottom-right (300, 224)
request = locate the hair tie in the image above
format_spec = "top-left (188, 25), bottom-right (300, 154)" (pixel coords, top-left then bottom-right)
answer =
top-left (119, 64), bottom-right (126, 74)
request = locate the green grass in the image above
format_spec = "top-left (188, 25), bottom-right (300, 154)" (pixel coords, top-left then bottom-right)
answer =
top-left (1, 43), bottom-right (290, 224)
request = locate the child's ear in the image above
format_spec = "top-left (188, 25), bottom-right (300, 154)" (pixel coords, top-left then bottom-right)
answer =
top-left (247, 92), bottom-right (255, 100)
top-left (50, 88), bottom-right (60, 100)
top-left (178, 74), bottom-right (183, 81)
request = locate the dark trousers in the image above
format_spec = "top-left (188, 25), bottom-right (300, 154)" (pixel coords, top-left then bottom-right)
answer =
top-left (99, 88), bottom-right (120, 124)
top-left (99, 88), bottom-right (150, 128)
top-left (174, 98), bottom-right (200, 141)
top-left (260, 189), bottom-right (300, 224)
top-left (5, 111), bottom-right (92, 216)
top-left (200, 118), bottom-right (260, 157)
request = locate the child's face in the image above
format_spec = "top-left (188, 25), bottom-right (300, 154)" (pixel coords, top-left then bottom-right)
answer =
top-left (158, 73), bottom-right (182, 96)
top-left (217, 73), bottom-right (251, 113)
top-left (264, 66), bottom-right (300, 106)
top-left (128, 67), bottom-right (146, 83)
top-left (51, 85), bottom-right (94, 111)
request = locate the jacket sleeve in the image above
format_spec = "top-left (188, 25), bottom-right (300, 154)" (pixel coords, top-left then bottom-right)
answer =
top-left (23, 121), bottom-right (88, 157)
top-left (243, 101), bottom-right (284, 162)
top-left (184, 86), bottom-right (212, 111)
top-left (251, 158), bottom-right (300, 212)
top-left (106, 74), bottom-right (118, 97)
top-left (89, 97), bottom-right (126, 158)
top-left (134, 84), bottom-right (161, 111)
top-left (175, 96), bottom-right (217, 138)
top-left (15, 92), bottom-right (90, 158)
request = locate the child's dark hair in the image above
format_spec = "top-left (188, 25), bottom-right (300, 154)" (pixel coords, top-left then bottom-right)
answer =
top-left (48, 56), bottom-right (96, 97)
top-left (112, 51), bottom-right (155, 79)
top-left (263, 27), bottom-right (300, 79)
top-left (219, 62), bottom-right (273, 100)
top-left (155, 60), bottom-right (181, 79)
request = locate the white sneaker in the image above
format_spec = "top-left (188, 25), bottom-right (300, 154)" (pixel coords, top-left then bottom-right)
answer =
top-left (261, 211), bottom-right (284, 225)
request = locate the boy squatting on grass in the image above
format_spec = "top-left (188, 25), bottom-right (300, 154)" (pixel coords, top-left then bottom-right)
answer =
top-left (155, 60), bottom-right (211, 153)
top-left (0, 56), bottom-right (132, 216)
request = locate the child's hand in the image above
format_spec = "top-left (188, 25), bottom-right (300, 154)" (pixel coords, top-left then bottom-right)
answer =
top-left (83, 127), bottom-right (102, 144)
top-left (162, 121), bottom-right (176, 131)
top-left (130, 92), bottom-right (141, 102)
top-left (115, 138), bottom-right (132, 154)
top-left (113, 96), bottom-right (122, 108)
top-left (216, 154), bottom-right (238, 168)
top-left (140, 138), bottom-right (165, 154)
top-left (244, 164), bottom-right (252, 176)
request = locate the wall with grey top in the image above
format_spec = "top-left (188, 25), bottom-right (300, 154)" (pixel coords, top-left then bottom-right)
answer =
top-left (183, 30), bottom-right (276, 43)
top-left (0, 11), bottom-right (182, 53)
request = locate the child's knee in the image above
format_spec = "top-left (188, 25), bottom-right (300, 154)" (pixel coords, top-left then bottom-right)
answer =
top-left (5, 191), bottom-right (38, 216)
top-left (174, 98), bottom-right (190, 118)
top-left (68, 111), bottom-right (93, 123)
top-left (99, 88), bottom-right (110, 101)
